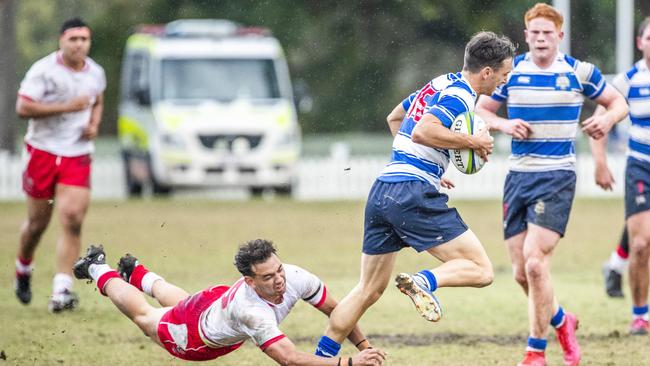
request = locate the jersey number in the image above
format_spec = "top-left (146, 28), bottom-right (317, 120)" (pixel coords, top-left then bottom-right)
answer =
top-left (406, 83), bottom-right (437, 123)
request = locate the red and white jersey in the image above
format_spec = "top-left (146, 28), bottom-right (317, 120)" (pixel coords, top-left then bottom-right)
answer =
top-left (18, 51), bottom-right (106, 157)
top-left (198, 263), bottom-right (326, 350)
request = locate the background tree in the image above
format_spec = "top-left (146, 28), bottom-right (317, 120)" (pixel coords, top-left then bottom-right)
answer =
top-left (9, 0), bottom-right (650, 143)
top-left (0, 0), bottom-right (17, 153)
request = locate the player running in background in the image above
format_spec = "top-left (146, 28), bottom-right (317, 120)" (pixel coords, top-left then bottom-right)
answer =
top-left (73, 240), bottom-right (386, 366)
top-left (591, 17), bottom-right (650, 335)
top-left (476, 3), bottom-right (628, 365)
top-left (601, 229), bottom-right (628, 298)
top-left (14, 18), bottom-right (105, 313)
top-left (313, 31), bottom-right (515, 359)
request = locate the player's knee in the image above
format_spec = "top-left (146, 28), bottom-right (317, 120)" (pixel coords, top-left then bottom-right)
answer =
top-left (513, 269), bottom-right (527, 287)
top-left (524, 256), bottom-right (545, 279)
top-left (629, 236), bottom-right (650, 258)
top-left (25, 219), bottom-right (48, 238)
top-left (60, 211), bottom-right (84, 235)
top-left (476, 261), bottom-right (494, 287)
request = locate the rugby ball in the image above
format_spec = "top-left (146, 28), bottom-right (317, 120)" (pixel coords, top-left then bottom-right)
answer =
top-left (448, 112), bottom-right (488, 174)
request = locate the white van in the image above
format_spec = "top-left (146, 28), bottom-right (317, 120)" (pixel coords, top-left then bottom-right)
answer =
top-left (118, 19), bottom-right (301, 196)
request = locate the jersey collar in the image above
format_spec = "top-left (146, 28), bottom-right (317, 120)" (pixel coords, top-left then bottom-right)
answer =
top-left (56, 51), bottom-right (90, 73)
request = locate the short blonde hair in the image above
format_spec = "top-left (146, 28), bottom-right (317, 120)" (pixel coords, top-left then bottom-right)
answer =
top-left (525, 3), bottom-right (563, 30)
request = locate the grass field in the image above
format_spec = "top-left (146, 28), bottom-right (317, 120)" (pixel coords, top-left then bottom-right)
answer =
top-left (0, 198), bottom-right (646, 365)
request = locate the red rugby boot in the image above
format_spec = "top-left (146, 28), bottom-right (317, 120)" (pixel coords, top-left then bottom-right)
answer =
top-left (555, 312), bottom-right (581, 366)
top-left (518, 351), bottom-right (546, 366)
top-left (629, 318), bottom-right (649, 335)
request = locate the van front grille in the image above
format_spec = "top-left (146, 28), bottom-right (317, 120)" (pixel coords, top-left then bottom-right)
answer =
top-left (198, 134), bottom-right (263, 150)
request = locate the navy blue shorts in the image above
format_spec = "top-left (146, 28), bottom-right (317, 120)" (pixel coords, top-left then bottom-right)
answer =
top-left (625, 157), bottom-right (650, 219)
top-left (503, 170), bottom-right (576, 239)
top-left (362, 180), bottom-right (468, 255)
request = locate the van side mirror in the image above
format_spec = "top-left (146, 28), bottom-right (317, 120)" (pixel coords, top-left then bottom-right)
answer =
top-left (134, 88), bottom-right (151, 106)
top-left (293, 79), bottom-right (312, 114)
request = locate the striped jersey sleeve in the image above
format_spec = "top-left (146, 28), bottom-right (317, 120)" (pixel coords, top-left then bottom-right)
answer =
top-left (426, 85), bottom-right (473, 128)
top-left (402, 91), bottom-right (418, 111)
top-left (573, 59), bottom-right (606, 99)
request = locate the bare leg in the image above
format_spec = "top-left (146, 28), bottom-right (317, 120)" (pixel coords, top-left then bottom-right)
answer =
top-left (628, 211), bottom-right (650, 308)
top-left (19, 197), bottom-right (54, 260)
top-left (425, 229), bottom-right (493, 288)
top-left (151, 280), bottom-right (190, 307)
top-left (54, 184), bottom-right (90, 277)
top-left (103, 277), bottom-right (169, 346)
top-left (325, 252), bottom-right (398, 343)
top-left (523, 223), bottom-right (560, 339)
top-left (506, 231), bottom-right (528, 294)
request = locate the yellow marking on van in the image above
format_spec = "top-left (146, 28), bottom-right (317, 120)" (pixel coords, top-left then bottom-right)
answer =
top-left (126, 34), bottom-right (156, 52)
top-left (118, 116), bottom-right (148, 149)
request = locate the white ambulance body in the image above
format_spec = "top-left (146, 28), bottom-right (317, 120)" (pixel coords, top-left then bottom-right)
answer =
top-left (119, 20), bottom-right (300, 196)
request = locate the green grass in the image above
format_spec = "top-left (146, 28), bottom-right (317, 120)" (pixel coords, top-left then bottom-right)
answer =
top-left (0, 198), bottom-right (645, 365)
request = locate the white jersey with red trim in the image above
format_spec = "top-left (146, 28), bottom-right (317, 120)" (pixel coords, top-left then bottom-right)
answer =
top-left (18, 51), bottom-right (106, 157)
top-left (198, 263), bottom-right (326, 350)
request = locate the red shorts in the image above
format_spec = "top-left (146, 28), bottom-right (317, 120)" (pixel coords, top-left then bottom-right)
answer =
top-left (158, 285), bottom-right (244, 361)
top-left (23, 144), bottom-right (91, 199)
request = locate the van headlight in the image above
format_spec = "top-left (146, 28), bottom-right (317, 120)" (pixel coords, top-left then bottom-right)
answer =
top-left (160, 133), bottom-right (187, 150)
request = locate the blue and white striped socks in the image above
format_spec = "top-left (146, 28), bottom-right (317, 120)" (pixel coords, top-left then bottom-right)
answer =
top-left (413, 270), bottom-right (438, 292)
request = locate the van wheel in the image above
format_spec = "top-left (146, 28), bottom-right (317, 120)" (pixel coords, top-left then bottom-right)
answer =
top-left (250, 187), bottom-right (265, 197)
top-left (274, 185), bottom-right (292, 196)
top-left (147, 157), bottom-right (172, 196)
top-left (151, 177), bottom-right (172, 196)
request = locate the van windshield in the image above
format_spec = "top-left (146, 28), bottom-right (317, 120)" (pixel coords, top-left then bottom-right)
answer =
top-left (160, 59), bottom-right (281, 102)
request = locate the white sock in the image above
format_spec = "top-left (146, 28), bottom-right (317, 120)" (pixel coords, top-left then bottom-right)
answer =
top-left (89, 264), bottom-right (113, 282)
top-left (141, 272), bottom-right (163, 297)
top-left (609, 251), bottom-right (628, 274)
top-left (16, 259), bottom-right (33, 275)
top-left (52, 273), bottom-right (73, 294)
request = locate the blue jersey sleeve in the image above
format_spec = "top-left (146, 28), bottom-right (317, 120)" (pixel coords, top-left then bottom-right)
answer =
top-left (491, 83), bottom-right (508, 102)
top-left (402, 91), bottom-right (418, 111)
top-left (579, 63), bottom-right (606, 99)
top-left (426, 88), bottom-right (471, 128)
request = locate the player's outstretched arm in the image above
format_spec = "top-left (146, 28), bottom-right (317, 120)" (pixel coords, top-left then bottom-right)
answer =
top-left (386, 103), bottom-right (407, 137)
top-left (476, 95), bottom-right (531, 139)
top-left (16, 94), bottom-right (92, 119)
top-left (265, 337), bottom-right (386, 366)
top-left (412, 113), bottom-right (493, 161)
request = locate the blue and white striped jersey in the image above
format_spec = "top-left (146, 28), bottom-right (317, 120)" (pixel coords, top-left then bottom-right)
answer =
top-left (378, 72), bottom-right (477, 189)
top-left (611, 60), bottom-right (650, 163)
top-left (492, 52), bottom-right (606, 172)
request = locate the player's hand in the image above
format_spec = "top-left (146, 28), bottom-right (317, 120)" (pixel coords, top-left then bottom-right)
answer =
top-left (81, 123), bottom-right (99, 140)
top-left (582, 114), bottom-right (614, 140)
top-left (594, 163), bottom-right (615, 191)
top-left (351, 348), bottom-right (387, 366)
top-left (440, 176), bottom-right (455, 189)
top-left (501, 118), bottom-right (532, 140)
top-left (472, 127), bottom-right (494, 162)
top-left (66, 95), bottom-right (92, 112)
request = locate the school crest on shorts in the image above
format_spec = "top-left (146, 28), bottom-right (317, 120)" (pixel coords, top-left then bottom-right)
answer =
top-left (534, 200), bottom-right (545, 215)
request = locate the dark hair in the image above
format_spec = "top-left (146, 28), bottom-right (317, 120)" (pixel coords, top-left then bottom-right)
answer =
top-left (234, 239), bottom-right (277, 277)
top-left (60, 17), bottom-right (89, 35)
top-left (639, 17), bottom-right (650, 38)
top-left (463, 31), bottom-right (516, 73)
